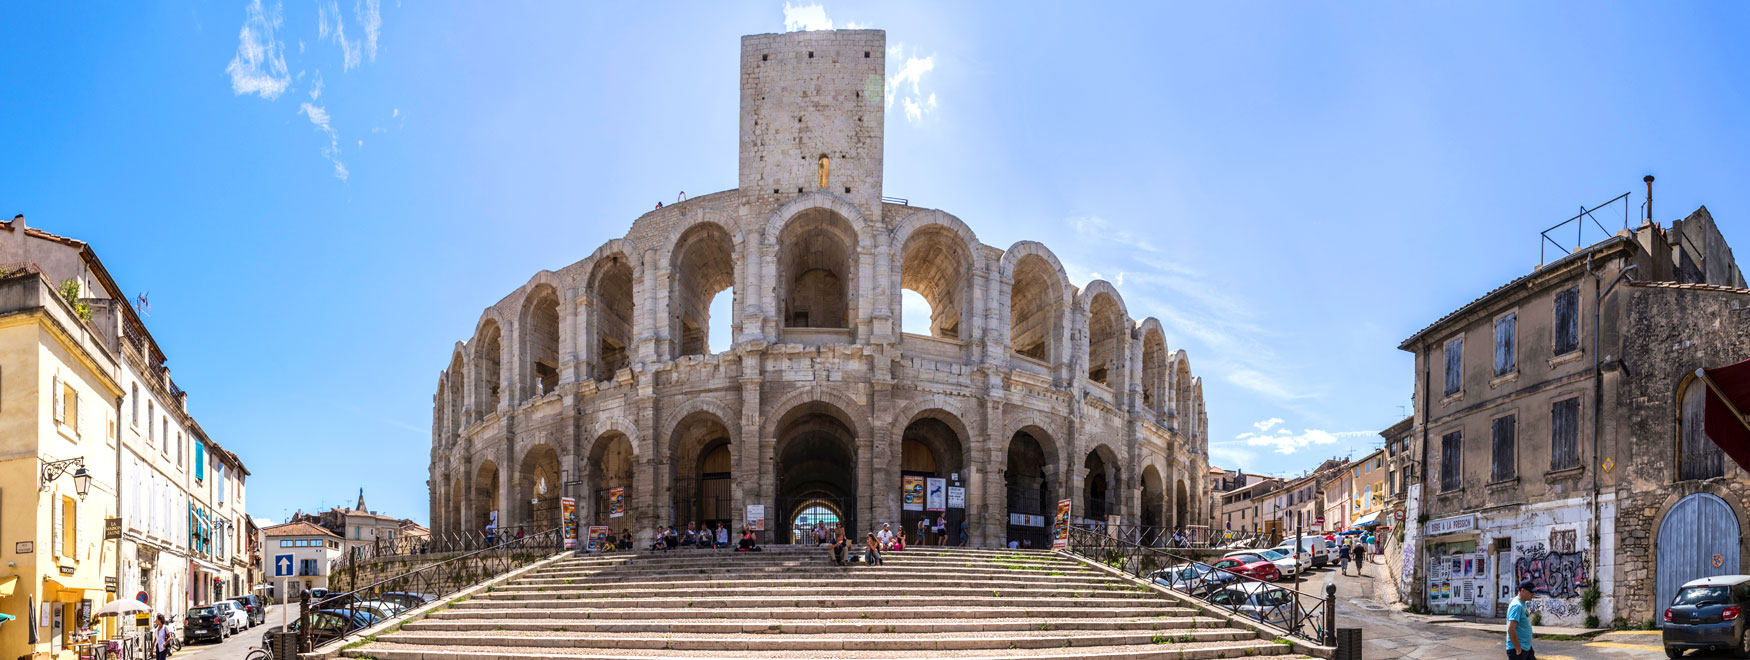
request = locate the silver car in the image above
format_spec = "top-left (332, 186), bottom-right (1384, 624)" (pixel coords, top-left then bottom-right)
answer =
top-left (1207, 582), bottom-right (1296, 628)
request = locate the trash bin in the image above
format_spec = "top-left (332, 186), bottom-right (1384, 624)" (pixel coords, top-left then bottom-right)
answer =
top-left (1335, 627), bottom-right (1363, 660)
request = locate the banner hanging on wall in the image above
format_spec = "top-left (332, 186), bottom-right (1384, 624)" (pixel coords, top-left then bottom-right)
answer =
top-left (926, 478), bottom-right (947, 512)
top-left (902, 476), bottom-right (924, 511)
top-left (1052, 498), bottom-right (1073, 549)
top-left (608, 488), bottom-right (626, 518)
top-left (561, 497), bottom-right (578, 549)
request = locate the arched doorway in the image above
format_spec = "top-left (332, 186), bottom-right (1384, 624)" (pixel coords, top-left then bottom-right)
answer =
top-left (1004, 429), bottom-right (1056, 549)
top-left (472, 460), bottom-right (499, 534)
top-left (1175, 479), bottom-right (1190, 530)
top-left (515, 444), bottom-right (562, 533)
top-left (899, 415), bottom-right (966, 545)
top-left (1140, 466), bottom-right (1165, 546)
top-left (777, 209), bottom-right (857, 330)
top-left (587, 432), bottom-right (636, 529)
top-left (789, 500), bottom-right (844, 540)
top-left (670, 412), bottom-right (734, 530)
top-left (774, 402), bottom-right (859, 543)
top-left (1084, 448), bottom-right (1117, 525)
top-left (1656, 492), bottom-right (1741, 613)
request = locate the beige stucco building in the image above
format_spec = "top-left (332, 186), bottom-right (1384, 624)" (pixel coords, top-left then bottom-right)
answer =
top-left (427, 29), bottom-right (1210, 548)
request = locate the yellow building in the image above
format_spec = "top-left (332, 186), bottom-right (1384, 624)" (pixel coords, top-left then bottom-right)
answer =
top-left (0, 270), bottom-right (125, 660)
top-left (1350, 449), bottom-right (1389, 529)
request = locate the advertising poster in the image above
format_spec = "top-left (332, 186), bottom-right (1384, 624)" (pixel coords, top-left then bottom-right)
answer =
top-left (946, 486), bottom-right (965, 509)
top-left (926, 477), bottom-right (946, 512)
top-left (608, 487), bottom-right (626, 518)
top-left (561, 497), bottom-right (578, 549)
top-left (586, 526), bottom-right (611, 552)
top-left (1052, 498), bottom-right (1073, 549)
top-left (746, 504), bottom-right (766, 531)
top-left (902, 476), bottom-right (924, 511)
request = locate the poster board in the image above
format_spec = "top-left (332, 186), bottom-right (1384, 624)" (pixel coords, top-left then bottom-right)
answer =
top-left (561, 497), bottom-right (578, 549)
top-left (902, 476), bottom-right (924, 511)
top-left (746, 505), bottom-right (766, 531)
top-left (1052, 498), bottom-right (1073, 549)
top-left (608, 487), bottom-right (626, 518)
top-left (926, 478), bottom-right (946, 512)
top-left (947, 486), bottom-right (965, 509)
top-left (586, 526), bottom-right (611, 552)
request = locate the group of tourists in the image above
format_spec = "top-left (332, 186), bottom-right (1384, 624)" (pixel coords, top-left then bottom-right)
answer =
top-left (646, 521), bottom-right (763, 552)
top-left (1336, 530), bottom-right (1380, 576)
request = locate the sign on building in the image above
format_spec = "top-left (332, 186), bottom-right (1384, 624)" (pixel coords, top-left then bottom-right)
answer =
top-left (746, 505), bottom-right (765, 531)
top-left (926, 478), bottom-right (946, 512)
top-left (901, 476), bottom-right (924, 511)
top-left (608, 487), bottom-right (626, 518)
top-left (1426, 514), bottom-right (1477, 536)
top-left (1052, 499), bottom-right (1072, 549)
top-left (946, 486), bottom-right (965, 509)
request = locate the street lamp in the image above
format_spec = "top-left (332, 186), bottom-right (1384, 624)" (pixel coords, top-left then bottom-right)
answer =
top-left (41, 457), bottom-right (91, 498)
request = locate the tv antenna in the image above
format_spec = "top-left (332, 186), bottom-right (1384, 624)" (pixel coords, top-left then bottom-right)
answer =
top-left (135, 292), bottom-right (151, 317)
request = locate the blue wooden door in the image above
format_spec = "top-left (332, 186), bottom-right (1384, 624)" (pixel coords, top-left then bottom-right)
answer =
top-left (1657, 493), bottom-right (1740, 614)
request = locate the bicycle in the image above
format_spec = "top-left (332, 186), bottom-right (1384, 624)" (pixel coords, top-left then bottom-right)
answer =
top-left (243, 645), bottom-right (269, 660)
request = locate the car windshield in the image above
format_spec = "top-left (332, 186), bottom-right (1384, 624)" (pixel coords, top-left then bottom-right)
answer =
top-left (189, 607), bottom-right (215, 616)
top-left (1229, 554), bottom-right (1262, 564)
top-left (1259, 549), bottom-right (1288, 561)
top-left (1675, 586), bottom-right (1732, 606)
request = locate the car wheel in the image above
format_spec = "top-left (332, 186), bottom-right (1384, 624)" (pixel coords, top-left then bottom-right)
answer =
top-left (1666, 646), bottom-right (1683, 659)
top-left (1737, 627), bottom-right (1750, 659)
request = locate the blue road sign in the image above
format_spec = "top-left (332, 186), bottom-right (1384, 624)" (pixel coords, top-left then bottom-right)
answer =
top-left (274, 554), bottom-right (293, 577)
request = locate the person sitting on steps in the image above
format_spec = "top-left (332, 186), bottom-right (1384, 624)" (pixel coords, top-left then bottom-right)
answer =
top-left (737, 528), bottom-right (762, 552)
top-left (829, 528), bottom-right (851, 566)
top-left (864, 533), bottom-right (883, 566)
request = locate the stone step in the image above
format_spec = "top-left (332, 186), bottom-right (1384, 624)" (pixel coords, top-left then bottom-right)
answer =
top-left (537, 557), bottom-right (1079, 573)
top-left (427, 606), bottom-right (1201, 622)
top-left (512, 575), bottom-right (1120, 590)
top-left (402, 616), bottom-right (1227, 635)
top-left (528, 561), bottom-right (1093, 579)
top-left (372, 628), bottom-right (1263, 652)
top-left (450, 596), bottom-right (1165, 610)
top-left (346, 641), bottom-right (1307, 660)
top-left (485, 585), bottom-right (1147, 601)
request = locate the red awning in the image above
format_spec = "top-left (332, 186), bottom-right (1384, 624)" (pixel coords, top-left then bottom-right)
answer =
top-left (1701, 359), bottom-right (1750, 472)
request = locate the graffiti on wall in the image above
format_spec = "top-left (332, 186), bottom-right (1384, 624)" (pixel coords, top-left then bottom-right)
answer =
top-left (1514, 541), bottom-right (1590, 599)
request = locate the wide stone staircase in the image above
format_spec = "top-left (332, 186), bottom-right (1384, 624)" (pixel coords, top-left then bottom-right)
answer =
top-left (342, 545), bottom-right (1316, 660)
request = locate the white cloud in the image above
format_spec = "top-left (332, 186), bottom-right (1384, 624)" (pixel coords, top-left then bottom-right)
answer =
top-left (1234, 427), bottom-right (1372, 455)
top-left (1253, 418), bottom-right (1284, 433)
top-left (1227, 368), bottom-right (1318, 401)
top-left (391, 108), bottom-right (399, 118)
top-left (1209, 443), bottom-right (1260, 471)
top-left (356, 0), bottom-right (381, 61)
top-left (319, 0), bottom-right (362, 70)
top-left (885, 45), bottom-right (938, 122)
top-left (783, 3), bottom-right (833, 31)
top-left (225, 0), bottom-right (290, 100)
top-left (308, 70), bottom-right (323, 101)
top-left (299, 103), bottom-right (349, 180)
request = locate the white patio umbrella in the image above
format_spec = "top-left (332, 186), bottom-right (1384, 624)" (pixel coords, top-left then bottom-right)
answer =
top-left (91, 599), bottom-right (152, 617)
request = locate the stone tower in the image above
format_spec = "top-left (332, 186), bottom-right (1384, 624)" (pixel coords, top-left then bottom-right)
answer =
top-left (738, 30), bottom-right (886, 223)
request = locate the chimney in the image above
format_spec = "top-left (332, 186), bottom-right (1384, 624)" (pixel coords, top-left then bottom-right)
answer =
top-left (11, 214), bottom-right (22, 230)
top-left (1643, 175), bottom-right (1655, 227)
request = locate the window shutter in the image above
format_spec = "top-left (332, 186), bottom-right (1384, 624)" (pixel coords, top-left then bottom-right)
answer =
top-left (52, 374), bottom-right (64, 423)
top-left (1555, 288), bottom-right (1580, 355)
top-left (1551, 398), bottom-right (1580, 470)
top-left (1494, 314), bottom-right (1516, 376)
top-left (195, 443), bottom-right (204, 480)
top-left (1443, 339), bottom-right (1462, 396)
top-left (1491, 415), bottom-right (1517, 482)
top-left (53, 496), bottom-right (64, 557)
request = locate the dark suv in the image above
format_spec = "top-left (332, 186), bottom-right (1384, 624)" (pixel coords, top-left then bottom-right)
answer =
top-left (230, 594), bottom-right (268, 627)
top-left (1663, 574), bottom-right (1750, 658)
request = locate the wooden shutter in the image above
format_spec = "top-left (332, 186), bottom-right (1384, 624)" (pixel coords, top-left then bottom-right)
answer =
top-left (1681, 383), bottom-right (1725, 480)
top-left (52, 374), bottom-right (64, 423)
top-left (53, 496), bottom-right (64, 557)
top-left (1551, 398), bottom-right (1580, 470)
top-left (1444, 339), bottom-right (1462, 396)
top-left (1494, 314), bottom-right (1516, 376)
top-left (1491, 415), bottom-right (1517, 482)
top-left (1554, 288), bottom-right (1580, 355)
top-left (1441, 432), bottom-right (1462, 492)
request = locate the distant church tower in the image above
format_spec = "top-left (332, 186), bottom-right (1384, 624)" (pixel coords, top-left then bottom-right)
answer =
top-left (357, 487), bottom-right (366, 512)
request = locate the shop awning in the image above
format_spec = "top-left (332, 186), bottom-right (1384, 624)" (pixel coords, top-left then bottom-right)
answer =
top-left (0, 575), bottom-right (16, 598)
top-left (1351, 511), bottom-right (1385, 528)
top-left (1700, 361), bottom-right (1750, 473)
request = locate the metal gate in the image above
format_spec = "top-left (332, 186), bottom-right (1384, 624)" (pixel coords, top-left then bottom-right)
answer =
top-left (1657, 493), bottom-right (1741, 613)
top-left (775, 495), bottom-right (856, 544)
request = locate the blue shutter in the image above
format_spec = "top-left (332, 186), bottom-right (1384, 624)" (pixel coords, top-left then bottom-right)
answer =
top-left (195, 443), bottom-right (205, 480)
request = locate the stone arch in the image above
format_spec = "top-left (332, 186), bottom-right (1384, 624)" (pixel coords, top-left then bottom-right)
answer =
top-left (897, 407), bottom-right (970, 544)
top-left (517, 279), bottom-right (563, 401)
top-left (771, 396), bottom-right (865, 539)
top-left (447, 345), bottom-right (466, 435)
top-left (471, 459), bottom-right (500, 534)
top-left (1078, 281), bottom-right (1129, 388)
top-left (665, 406), bottom-right (737, 528)
top-left (1646, 484), bottom-right (1750, 620)
top-left (775, 206), bottom-right (859, 330)
top-left (1001, 241), bottom-right (1073, 366)
top-left (667, 216), bottom-right (742, 357)
top-left (1139, 319), bottom-right (1168, 414)
top-left (471, 317), bottom-right (504, 418)
top-left (763, 192), bottom-right (875, 250)
top-left (892, 210), bottom-right (981, 340)
top-left (759, 385), bottom-right (874, 442)
top-left (513, 442), bottom-right (563, 531)
top-left (1140, 464), bottom-right (1166, 544)
top-left (1676, 371), bottom-right (1727, 481)
top-left (584, 429), bottom-right (637, 528)
top-left (1004, 422), bottom-right (1062, 549)
top-left (586, 247), bottom-right (638, 381)
top-left (1191, 377), bottom-right (1206, 444)
top-left (1171, 350), bottom-right (1194, 428)
top-left (446, 472), bottom-right (463, 539)
top-left (1083, 443), bottom-right (1122, 522)
top-left (1174, 477), bottom-right (1189, 531)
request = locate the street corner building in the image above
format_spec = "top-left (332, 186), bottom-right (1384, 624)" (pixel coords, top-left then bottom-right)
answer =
top-left (426, 29), bottom-right (1211, 549)
top-left (1394, 195), bottom-right (1750, 628)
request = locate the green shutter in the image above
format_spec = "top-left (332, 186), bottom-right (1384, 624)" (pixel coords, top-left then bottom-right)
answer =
top-left (195, 443), bottom-right (205, 480)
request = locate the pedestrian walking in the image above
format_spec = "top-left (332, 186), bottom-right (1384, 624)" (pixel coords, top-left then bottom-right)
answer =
top-left (1506, 580), bottom-right (1537, 659)
top-left (1337, 542), bottom-right (1352, 576)
top-left (917, 517), bottom-right (930, 546)
top-left (934, 515), bottom-right (947, 546)
top-left (153, 615), bottom-right (170, 660)
top-left (1354, 540), bottom-right (1367, 574)
top-left (958, 519), bottom-right (969, 547)
top-left (1366, 532), bottom-right (1377, 561)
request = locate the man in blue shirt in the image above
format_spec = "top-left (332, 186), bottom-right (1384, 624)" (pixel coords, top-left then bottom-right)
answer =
top-left (1506, 579), bottom-right (1537, 659)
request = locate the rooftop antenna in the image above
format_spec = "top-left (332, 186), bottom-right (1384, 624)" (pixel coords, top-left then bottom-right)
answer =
top-left (135, 291), bottom-right (150, 317)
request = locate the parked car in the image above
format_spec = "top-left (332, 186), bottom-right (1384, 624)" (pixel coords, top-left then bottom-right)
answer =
top-left (1272, 537), bottom-right (1330, 567)
top-left (379, 592), bottom-right (438, 610)
top-left (230, 594), bottom-right (268, 627)
top-left (1207, 582), bottom-right (1296, 628)
top-left (1209, 552), bottom-right (1281, 582)
top-left (184, 602), bottom-right (246, 644)
top-left (262, 609), bottom-right (379, 656)
top-left (1663, 575), bottom-right (1750, 658)
top-left (1229, 548), bottom-right (1307, 579)
top-left (1149, 564), bottom-right (1220, 595)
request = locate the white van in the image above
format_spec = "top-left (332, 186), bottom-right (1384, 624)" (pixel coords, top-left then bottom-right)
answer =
top-left (1272, 536), bottom-right (1330, 567)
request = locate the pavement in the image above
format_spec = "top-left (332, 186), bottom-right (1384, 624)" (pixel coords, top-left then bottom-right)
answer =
top-left (1322, 555), bottom-right (1719, 659)
top-left (173, 603), bottom-right (299, 660)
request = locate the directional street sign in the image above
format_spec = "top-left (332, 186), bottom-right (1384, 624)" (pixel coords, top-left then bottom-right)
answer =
top-left (274, 554), bottom-right (293, 577)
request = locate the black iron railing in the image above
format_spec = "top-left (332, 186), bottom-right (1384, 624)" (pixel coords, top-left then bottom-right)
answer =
top-left (1064, 525), bottom-right (1333, 646)
top-left (1095, 524), bottom-right (1274, 550)
top-left (292, 527), bottom-right (563, 654)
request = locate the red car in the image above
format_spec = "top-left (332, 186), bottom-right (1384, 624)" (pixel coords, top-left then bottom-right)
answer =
top-left (1210, 552), bottom-right (1282, 582)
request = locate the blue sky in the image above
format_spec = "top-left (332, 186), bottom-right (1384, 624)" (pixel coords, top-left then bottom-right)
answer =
top-left (3, 2), bottom-right (1748, 525)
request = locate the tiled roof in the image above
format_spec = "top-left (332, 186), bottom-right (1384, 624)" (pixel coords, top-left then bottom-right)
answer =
top-left (0, 218), bottom-right (87, 249)
top-left (261, 521), bottom-right (341, 538)
top-left (1399, 236), bottom-right (1631, 351)
top-left (1629, 281), bottom-right (1750, 294)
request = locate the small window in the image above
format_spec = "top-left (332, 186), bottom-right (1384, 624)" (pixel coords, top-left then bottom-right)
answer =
top-left (761, 54), bottom-right (767, 61)
top-left (864, 51), bottom-right (870, 58)
top-left (1554, 287), bottom-right (1580, 355)
top-left (63, 382), bottom-right (79, 433)
top-left (130, 384), bottom-right (138, 425)
top-left (1491, 415), bottom-right (1517, 482)
top-left (1444, 337), bottom-right (1463, 396)
top-left (62, 496), bottom-right (77, 557)
top-left (279, 540), bottom-right (291, 548)
top-left (147, 402), bottom-right (155, 446)
top-left (1440, 431), bottom-right (1463, 492)
top-left (1494, 313), bottom-right (1516, 377)
top-left (807, 51), bottom-right (813, 58)
top-left (1551, 398), bottom-right (1580, 470)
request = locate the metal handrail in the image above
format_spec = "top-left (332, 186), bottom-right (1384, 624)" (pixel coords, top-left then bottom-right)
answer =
top-left (1064, 525), bottom-right (1334, 646)
top-left (291, 527), bottom-right (564, 654)
top-left (1093, 524), bottom-right (1276, 549)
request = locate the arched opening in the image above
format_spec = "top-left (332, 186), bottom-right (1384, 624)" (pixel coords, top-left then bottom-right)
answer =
top-left (778, 209), bottom-right (856, 330)
top-left (899, 226), bottom-right (971, 340)
top-left (774, 401), bottom-right (859, 543)
top-left (472, 460), bottom-right (499, 535)
top-left (589, 255), bottom-right (635, 381)
top-left (447, 353), bottom-right (465, 432)
top-left (475, 321), bottom-right (502, 415)
top-left (1679, 376), bottom-right (1726, 481)
top-left (790, 500), bottom-right (842, 537)
top-left (1174, 479), bottom-right (1189, 530)
top-left (587, 431), bottom-right (636, 529)
top-left (1657, 493), bottom-right (1740, 614)
top-left (1004, 429), bottom-right (1055, 549)
top-left (671, 223), bottom-right (737, 357)
top-left (1141, 328), bottom-right (1166, 413)
top-left (1141, 466), bottom-right (1165, 546)
top-left (670, 412), bottom-right (734, 530)
top-left (899, 415), bottom-right (967, 544)
top-left (520, 285), bottom-right (561, 399)
top-left (447, 474), bottom-right (463, 538)
top-left (515, 444), bottom-right (562, 533)
top-left (1084, 448), bottom-right (1117, 524)
top-left (1086, 293), bottom-right (1123, 386)
top-left (1010, 254), bottom-right (1062, 363)
top-left (1173, 357), bottom-right (1194, 427)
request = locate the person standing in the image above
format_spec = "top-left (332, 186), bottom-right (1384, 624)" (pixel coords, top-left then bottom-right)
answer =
top-left (1337, 541), bottom-right (1352, 576)
top-left (917, 517), bottom-right (931, 546)
top-left (958, 519), bottom-right (969, 547)
top-left (1506, 580), bottom-right (1537, 659)
top-left (934, 515), bottom-right (947, 546)
top-left (153, 615), bottom-right (170, 660)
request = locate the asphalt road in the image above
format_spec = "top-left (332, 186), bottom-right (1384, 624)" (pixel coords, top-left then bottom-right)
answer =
top-left (173, 604), bottom-right (299, 660)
